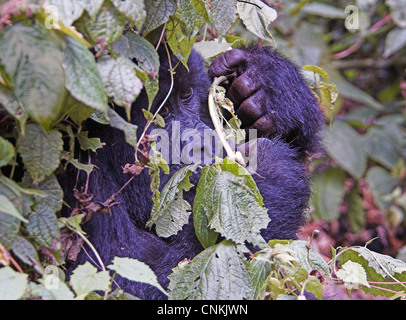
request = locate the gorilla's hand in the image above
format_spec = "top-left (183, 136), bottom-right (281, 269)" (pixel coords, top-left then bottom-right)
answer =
top-left (208, 47), bottom-right (324, 156)
top-left (209, 49), bottom-right (273, 137)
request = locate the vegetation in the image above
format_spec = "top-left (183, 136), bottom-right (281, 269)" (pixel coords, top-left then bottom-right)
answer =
top-left (0, 0), bottom-right (405, 300)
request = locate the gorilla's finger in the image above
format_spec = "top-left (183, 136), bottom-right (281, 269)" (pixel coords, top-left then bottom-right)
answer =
top-left (236, 91), bottom-right (265, 127)
top-left (228, 71), bottom-right (257, 107)
top-left (247, 114), bottom-right (274, 137)
top-left (208, 49), bottom-right (247, 77)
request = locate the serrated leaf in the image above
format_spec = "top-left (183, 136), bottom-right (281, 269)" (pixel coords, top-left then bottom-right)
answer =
top-left (30, 279), bottom-right (75, 300)
top-left (210, 0), bottom-right (237, 36)
top-left (168, 240), bottom-right (253, 300)
top-left (97, 56), bottom-right (143, 118)
top-left (193, 162), bottom-right (270, 248)
top-left (0, 213), bottom-right (20, 250)
top-left (311, 167), bottom-right (346, 221)
top-left (144, 0), bottom-right (176, 33)
top-left (26, 205), bottom-right (60, 247)
top-left (70, 262), bottom-right (110, 299)
top-left (111, 0), bottom-right (145, 27)
top-left (11, 236), bottom-right (44, 274)
top-left (237, 0), bottom-right (277, 45)
top-left (336, 260), bottom-right (369, 289)
top-left (0, 136), bottom-right (14, 168)
top-left (248, 250), bottom-right (272, 299)
top-left (0, 23), bottom-right (67, 130)
top-left (0, 266), bottom-right (28, 300)
top-left (108, 257), bottom-right (166, 294)
top-left (76, 1), bottom-right (126, 46)
top-left (324, 122), bottom-right (367, 179)
top-left (147, 164), bottom-right (198, 238)
top-left (63, 36), bottom-right (108, 113)
top-left (106, 107), bottom-right (138, 147)
top-left (17, 123), bottom-right (63, 183)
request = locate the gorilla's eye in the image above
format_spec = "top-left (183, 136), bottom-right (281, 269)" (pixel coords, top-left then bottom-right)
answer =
top-left (158, 105), bottom-right (170, 118)
top-left (180, 87), bottom-right (193, 100)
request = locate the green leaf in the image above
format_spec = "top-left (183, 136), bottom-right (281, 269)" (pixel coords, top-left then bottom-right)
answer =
top-left (193, 162), bottom-right (270, 248)
top-left (237, 0), bottom-right (277, 45)
top-left (76, 131), bottom-right (105, 152)
top-left (26, 205), bottom-right (60, 247)
top-left (338, 246), bottom-right (406, 297)
top-left (336, 260), bottom-right (369, 290)
top-left (111, 0), bottom-right (145, 27)
top-left (311, 167), bottom-right (346, 221)
top-left (383, 27), bottom-right (406, 58)
top-left (76, 1), bottom-right (126, 46)
top-left (168, 240), bottom-right (253, 300)
top-left (17, 123), bottom-right (63, 183)
top-left (97, 56), bottom-right (143, 119)
top-left (0, 266), bottom-right (28, 300)
top-left (11, 236), bottom-right (44, 274)
top-left (248, 250), bottom-right (272, 299)
top-left (0, 23), bottom-right (67, 130)
top-left (210, 0), bottom-right (237, 37)
top-left (108, 257), bottom-right (166, 294)
top-left (63, 36), bottom-right (108, 113)
top-left (70, 262), bottom-right (110, 299)
top-left (286, 240), bottom-right (331, 276)
top-left (106, 107), bottom-right (138, 147)
top-left (324, 122), bottom-right (367, 179)
top-left (0, 136), bottom-right (15, 168)
top-left (167, 17), bottom-right (196, 69)
top-left (48, 0), bottom-right (85, 26)
top-left (144, 0), bottom-right (176, 33)
top-left (0, 85), bottom-right (28, 130)
top-left (386, 0), bottom-right (406, 28)
top-left (304, 275), bottom-right (323, 300)
top-left (347, 183), bottom-right (365, 233)
top-left (0, 194), bottom-right (28, 223)
top-left (30, 278), bottom-right (75, 300)
top-left (302, 2), bottom-right (347, 18)
top-left (0, 213), bottom-right (20, 250)
top-left (147, 164), bottom-right (199, 238)
top-left (365, 167), bottom-right (397, 211)
top-left (77, 0), bottom-right (104, 19)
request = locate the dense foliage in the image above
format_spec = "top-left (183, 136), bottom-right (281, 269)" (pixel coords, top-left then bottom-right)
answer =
top-left (0, 0), bottom-right (405, 300)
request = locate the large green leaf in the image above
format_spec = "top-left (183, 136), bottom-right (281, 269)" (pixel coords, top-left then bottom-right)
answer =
top-left (237, 0), bottom-right (277, 45)
top-left (324, 121), bottom-right (367, 179)
top-left (144, 0), bottom-right (176, 33)
top-left (311, 167), bottom-right (346, 221)
top-left (193, 161), bottom-right (270, 248)
top-left (63, 36), bottom-right (107, 113)
top-left (210, 0), bottom-right (237, 36)
top-left (0, 136), bottom-right (15, 168)
top-left (0, 23), bottom-right (67, 130)
top-left (147, 164), bottom-right (198, 238)
top-left (108, 257), bottom-right (166, 294)
top-left (111, 0), bottom-right (145, 28)
top-left (0, 267), bottom-right (28, 300)
top-left (48, 0), bottom-right (85, 26)
top-left (26, 205), bottom-right (60, 247)
top-left (70, 262), bottom-right (110, 299)
top-left (365, 167), bottom-right (397, 211)
top-left (11, 236), bottom-right (44, 274)
top-left (168, 240), bottom-right (253, 300)
top-left (167, 17), bottom-right (196, 69)
top-left (17, 123), bottom-right (63, 183)
top-left (97, 56), bottom-right (143, 119)
top-left (0, 85), bottom-right (28, 131)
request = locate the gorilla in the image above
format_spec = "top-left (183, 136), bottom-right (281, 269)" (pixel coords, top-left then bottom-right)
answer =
top-left (61, 45), bottom-right (324, 300)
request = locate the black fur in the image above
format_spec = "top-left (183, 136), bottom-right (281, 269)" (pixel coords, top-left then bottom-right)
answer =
top-left (60, 46), bottom-right (323, 299)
